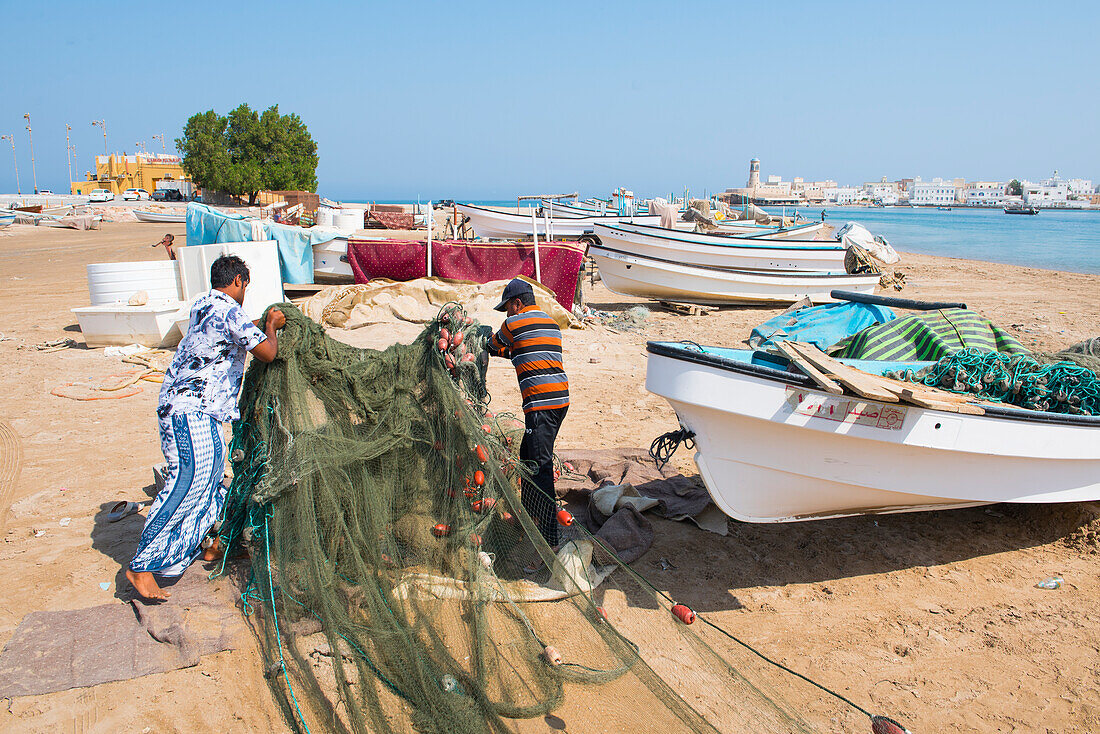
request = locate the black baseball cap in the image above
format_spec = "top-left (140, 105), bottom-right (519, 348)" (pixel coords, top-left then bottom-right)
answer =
top-left (493, 278), bottom-right (534, 311)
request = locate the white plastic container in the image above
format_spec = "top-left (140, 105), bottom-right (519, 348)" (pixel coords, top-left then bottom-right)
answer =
top-left (333, 209), bottom-right (364, 233)
top-left (316, 206), bottom-right (335, 228)
top-left (72, 302), bottom-right (188, 348)
top-left (86, 261), bottom-right (182, 305)
top-left (176, 240), bottom-right (285, 321)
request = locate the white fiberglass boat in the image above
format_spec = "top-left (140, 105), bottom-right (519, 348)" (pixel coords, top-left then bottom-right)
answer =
top-left (312, 237), bottom-right (353, 280)
top-left (593, 222), bottom-right (847, 272)
top-left (455, 203), bottom-right (660, 239)
top-left (134, 209), bottom-right (187, 223)
top-left (645, 343), bottom-right (1100, 522)
top-left (589, 245), bottom-right (877, 304)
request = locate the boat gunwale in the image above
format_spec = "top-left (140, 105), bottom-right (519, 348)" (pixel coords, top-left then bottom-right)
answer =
top-left (646, 341), bottom-right (1100, 428)
top-left (591, 244), bottom-right (877, 281)
top-left (456, 202), bottom-right (658, 223)
top-left (594, 221), bottom-right (844, 251)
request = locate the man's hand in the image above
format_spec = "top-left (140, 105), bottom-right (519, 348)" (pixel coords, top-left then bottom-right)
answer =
top-left (266, 307), bottom-right (286, 331)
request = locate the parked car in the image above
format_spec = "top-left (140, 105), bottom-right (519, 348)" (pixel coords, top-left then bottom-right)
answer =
top-left (37, 189), bottom-right (54, 195)
top-left (122, 188), bottom-right (150, 201)
top-left (88, 189), bottom-right (115, 202)
top-left (152, 189), bottom-right (184, 202)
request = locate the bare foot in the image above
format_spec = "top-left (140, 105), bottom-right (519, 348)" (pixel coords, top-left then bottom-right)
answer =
top-left (126, 569), bottom-right (171, 601)
top-left (202, 537), bottom-right (223, 563)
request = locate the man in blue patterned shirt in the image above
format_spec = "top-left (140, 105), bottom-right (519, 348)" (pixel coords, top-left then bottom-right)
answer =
top-left (127, 255), bottom-right (284, 601)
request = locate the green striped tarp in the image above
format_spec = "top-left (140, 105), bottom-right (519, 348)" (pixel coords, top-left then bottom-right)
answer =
top-left (828, 308), bottom-right (1028, 362)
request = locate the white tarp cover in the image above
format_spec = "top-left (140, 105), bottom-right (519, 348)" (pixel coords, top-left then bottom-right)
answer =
top-left (834, 221), bottom-right (901, 264)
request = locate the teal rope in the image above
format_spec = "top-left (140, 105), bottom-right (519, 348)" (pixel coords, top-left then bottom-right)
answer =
top-left (265, 513), bottom-right (313, 734)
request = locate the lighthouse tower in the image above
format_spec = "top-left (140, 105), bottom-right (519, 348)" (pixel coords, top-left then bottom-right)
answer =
top-left (747, 158), bottom-right (760, 188)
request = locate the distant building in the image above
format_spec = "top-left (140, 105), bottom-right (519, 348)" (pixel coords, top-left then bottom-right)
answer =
top-left (747, 158), bottom-right (761, 188)
top-left (963, 181), bottom-right (1006, 207)
top-left (824, 186), bottom-right (863, 205)
top-left (862, 177), bottom-right (901, 205)
top-left (721, 158), bottom-right (802, 205)
top-left (1022, 171), bottom-right (1093, 208)
top-left (909, 177), bottom-right (956, 206)
top-left (71, 153), bottom-right (193, 196)
top-left (791, 177), bottom-right (836, 203)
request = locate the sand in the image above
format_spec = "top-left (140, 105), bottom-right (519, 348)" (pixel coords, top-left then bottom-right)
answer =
top-left (0, 221), bottom-right (1098, 732)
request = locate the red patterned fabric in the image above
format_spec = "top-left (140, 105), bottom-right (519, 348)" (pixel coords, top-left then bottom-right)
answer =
top-left (366, 211), bottom-right (415, 229)
top-left (347, 239), bottom-right (585, 309)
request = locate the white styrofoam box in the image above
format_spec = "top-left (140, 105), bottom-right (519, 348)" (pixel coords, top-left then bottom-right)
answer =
top-left (72, 301), bottom-right (188, 348)
top-left (316, 206), bottom-right (334, 228)
top-left (312, 238), bottom-right (352, 279)
top-left (87, 260), bottom-right (182, 306)
top-left (176, 240), bottom-right (284, 321)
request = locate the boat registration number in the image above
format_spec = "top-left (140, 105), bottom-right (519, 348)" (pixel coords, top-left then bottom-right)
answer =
top-left (783, 388), bottom-right (907, 430)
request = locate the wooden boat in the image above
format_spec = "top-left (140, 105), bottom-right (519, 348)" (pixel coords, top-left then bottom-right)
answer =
top-left (589, 245), bottom-right (878, 304)
top-left (455, 202), bottom-right (660, 239)
top-left (134, 209), bottom-right (187, 223)
top-left (1004, 205), bottom-right (1039, 215)
top-left (592, 222), bottom-right (847, 272)
top-left (645, 342), bottom-right (1100, 522)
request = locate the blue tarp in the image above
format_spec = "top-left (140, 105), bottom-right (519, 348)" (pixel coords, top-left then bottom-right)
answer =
top-left (747, 301), bottom-right (897, 353)
top-left (185, 202), bottom-right (336, 284)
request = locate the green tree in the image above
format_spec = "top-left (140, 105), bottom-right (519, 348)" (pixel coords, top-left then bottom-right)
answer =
top-left (1008, 179), bottom-right (1023, 196)
top-left (176, 104), bottom-right (318, 204)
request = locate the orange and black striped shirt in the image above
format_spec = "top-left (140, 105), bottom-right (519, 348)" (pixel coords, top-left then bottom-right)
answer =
top-left (488, 306), bottom-right (569, 413)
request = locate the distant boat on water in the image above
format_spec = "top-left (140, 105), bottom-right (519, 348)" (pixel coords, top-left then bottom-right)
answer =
top-left (936, 206), bottom-right (952, 211)
top-left (1004, 204), bottom-right (1039, 215)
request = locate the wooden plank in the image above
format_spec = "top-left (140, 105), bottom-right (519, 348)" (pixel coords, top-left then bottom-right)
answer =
top-left (785, 342), bottom-right (899, 402)
top-left (775, 341), bottom-right (844, 395)
top-left (658, 300), bottom-right (715, 316)
top-left (898, 389), bottom-right (985, 415)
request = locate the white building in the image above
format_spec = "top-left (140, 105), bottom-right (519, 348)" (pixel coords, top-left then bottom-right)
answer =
top-left (824, 186), bottom-right (863, 205)
top-left (963, 181), bottom-right (1006, 207)
top-left (1023, 172), bottom-right (1092, 208)
top-left (909, 177), bottom-right (956, 206)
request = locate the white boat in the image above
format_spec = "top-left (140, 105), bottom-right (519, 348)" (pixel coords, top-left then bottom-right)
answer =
top-left (0, 214), bottom-right (15, 228)
top-left (645, 343), bottom-right (1100, 522)
top-left (592, 222), bottom-right (847, 272)
top-left (134, 209), bottom-right (187, 223)
top-left (455, 203), bottom-right (660, 239)
top-left (589, 245), bottom-right (878, 304)
top-left (709, 220), bottom-right (826, 239)
top-left (312, 237), bottom-right (353, 280)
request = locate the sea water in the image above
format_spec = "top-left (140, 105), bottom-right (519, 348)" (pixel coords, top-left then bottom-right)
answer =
top-left (772, 206), bottom-right (1100, 275)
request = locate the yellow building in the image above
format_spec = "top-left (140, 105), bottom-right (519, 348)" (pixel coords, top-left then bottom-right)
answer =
top-left (70, 153), bottom-right (192, 195)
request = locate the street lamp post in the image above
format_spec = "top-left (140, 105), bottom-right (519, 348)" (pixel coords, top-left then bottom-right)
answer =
top-left (152, 133), bottom-right (166, 152)
top-left (0, 135), bottom-right (19, 195)
top-left (24, 114), bottom-right (37, 195)
top-left (66, 124), bottom-right (73, 190)
top-left (92, 119), bottom-right (108, 155)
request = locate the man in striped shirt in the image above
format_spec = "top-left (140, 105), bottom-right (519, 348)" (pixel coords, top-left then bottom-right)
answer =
top-left (487, 279), bottom-right (569, 546)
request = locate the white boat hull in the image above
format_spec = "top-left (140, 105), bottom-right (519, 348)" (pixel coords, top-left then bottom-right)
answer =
top-left (312, 238), bottom-right (353, 280)
top-left (645, 345), bottom-right (1100, 522)
top-left (456, 203), bottom-right (660, 239)
top-left (713, 220), bottom-right (826, 239)
top-left (589, 246), bottom-right (877, 304)
top-left (133, 209), bottom-right (187, 223)
top-left (593, 223), bottom-right (846, 272)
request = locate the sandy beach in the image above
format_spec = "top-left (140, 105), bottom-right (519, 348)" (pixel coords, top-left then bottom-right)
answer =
top-left (0, 221), bottom-right (1098, 732)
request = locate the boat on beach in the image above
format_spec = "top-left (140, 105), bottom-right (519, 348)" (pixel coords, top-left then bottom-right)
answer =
top-left (0, 213), bottom-right (14, 228)
top-left (592, 222), bottom-right (847, 272)
top-left (646, 342), bottom-right (1100, 522)
top-left (134, 209), bottom-right (187, 223)
top-left (589, 244), bottom-right (878, 304)
top-left (455, 202), bottom-right (660, 239)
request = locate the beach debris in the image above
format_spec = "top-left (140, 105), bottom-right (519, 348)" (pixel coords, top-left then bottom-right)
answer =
top-left (659, 556), bottom-right (676, 571)
top-left (19, 338), bottom-right (74, 353)
top-left (99, 582), bottom-right (111, 591)
top-left (33, 529), bottom-right (45, 538)
top-left (58, 518), bottom-right (71, 527)
top-left (51, 368), bottom-right (160, 401)
top-left (107, 501), bottom-right (141, 523)
top-left (1035, 576), bottom-right (1063, 590)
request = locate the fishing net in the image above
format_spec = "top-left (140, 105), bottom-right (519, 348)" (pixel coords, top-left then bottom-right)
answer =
top-left (893, 347), bottom-right (1100, 415)
top-left (211, 303), bottom-right (844, 734)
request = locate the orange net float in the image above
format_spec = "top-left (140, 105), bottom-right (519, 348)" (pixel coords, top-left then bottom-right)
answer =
top-left (473, 470), bottom-right (485, 487)
top-left (594, 606), bottom-right (608, 622)
top-left (469, 533), bottom-right (482, 547)
top-left (543, 645), bottom-right (562, 665)
top-left (474, 445), bottom-right (488, 463)
top-left (461, 353), bottom-right (475, 363)
top-left (480, 424), bottom-right (492, 434)
top-left (470, 497), bottom-right (496, 513)
top-left (556, 509), bottom-right (574, 527)
top-left (437, 338), bottom-right (449, 352)
top-left (451, 331), bottom-right (464, 348)
top-left (431, 523), bottom-right (451, 538)
top-left (670, 604), bottom-right (696, 625)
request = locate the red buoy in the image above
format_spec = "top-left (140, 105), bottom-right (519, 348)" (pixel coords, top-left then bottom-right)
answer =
top-left (471, 497), bottom-right (495, 513)
top-left (473, 470), bottom-right (485, 487)
top-left (556, 509), bottom-right (574, 527)
top-left (595, 606), bottom-right (608, 622)
top-left (444, 353), bottom-right (455, 369)
top-left (451, 331), bottom-right (464, 347)
top-left (462, 352), bottom-right (475, 362)
top-left (671, 604), bottom-right (695, 625)
top-left (440, 327), bottom-right (450, 342)
top-left (480, 424), bottom-right (492, 434)
top-left (437, 338), bottom-right (448, 352)
top-left (475, 445), bottom-right (488, 463)
top-left (469, 533), bottom-right (482, 546)
top-left (432, 523), bottom-right (451, 538)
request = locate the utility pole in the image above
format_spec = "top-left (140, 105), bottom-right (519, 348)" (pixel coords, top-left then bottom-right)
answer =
top-left (24, 114), bottom-right (37, 194)
top-left (69, 141), bottom-right (77, 191)
top-left (152, 133), bottom-right (165, 152)
top-left (0, 135), bottom-right (19, 194)
top-left (92, 119), bottom-right (108, 155)
top-left (66, 124), bottom-right (73, 190)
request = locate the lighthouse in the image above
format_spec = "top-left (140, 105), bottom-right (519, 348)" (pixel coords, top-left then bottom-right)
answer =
top-left (747, 158), bottom-right (760, 188)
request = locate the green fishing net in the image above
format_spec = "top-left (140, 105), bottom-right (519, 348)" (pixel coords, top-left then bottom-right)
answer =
top-left (213, 303), bottom-right (836, 734)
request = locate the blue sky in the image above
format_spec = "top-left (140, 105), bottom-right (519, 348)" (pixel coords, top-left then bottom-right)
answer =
top-left (1, 1), bottom-right (1097, 199)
